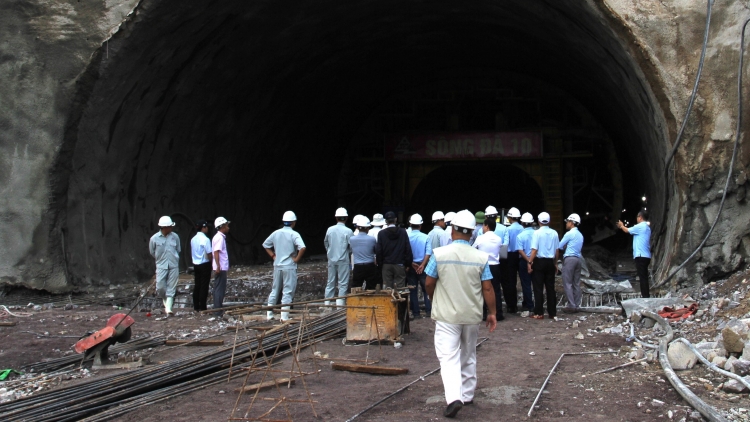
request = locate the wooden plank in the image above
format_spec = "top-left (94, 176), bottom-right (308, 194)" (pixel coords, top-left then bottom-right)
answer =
top-left (331, 362), bottom-right (408, 375)
top-left (235, 377), bottom-right (295, 393)
top-left (0, 321), bottom-right (17, 327)
top-left (242, 315), bottom-right (268, 322)
top-left (165, 339), bottom-right (225, 346)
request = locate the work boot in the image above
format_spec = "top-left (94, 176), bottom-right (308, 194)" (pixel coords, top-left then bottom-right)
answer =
top-left (336, 298), bottom-right (345, 309)
top-left (323, 300), bottom-right (332, 313)
top-left (280, 306), bottom-right (290, 321)
top-left (165, 297), bottom-right (174, 316)
top-left (266, 311), bottom-right (274, 321)
top-left (444, 400), bottom-right (463, 418)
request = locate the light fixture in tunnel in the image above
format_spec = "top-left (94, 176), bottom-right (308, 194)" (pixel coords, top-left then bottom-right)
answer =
top-left (586, 212), bottom-right (589, 216)
top-left (642, 196), bottom-right (647, 202)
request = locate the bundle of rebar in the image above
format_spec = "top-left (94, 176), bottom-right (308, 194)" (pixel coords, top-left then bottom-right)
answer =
top-left (23, 336), bottom-right (166, 374)
top-left (0, 311), bottom-right (346, 422)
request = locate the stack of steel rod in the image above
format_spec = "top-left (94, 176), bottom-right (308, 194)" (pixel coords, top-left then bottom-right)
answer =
top-left (0, 311), bottom-right (346, 422)
top-left (23, 336), bottom-right (166, 374)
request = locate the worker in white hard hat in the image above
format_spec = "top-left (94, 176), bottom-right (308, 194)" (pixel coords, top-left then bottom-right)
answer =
top-left (472, 217), bottom-right (505, 321)
top-left (407, 214), bottom-right (432, 319)
top-left (190, 219), bottom-right (213, 312)
top-left (349, 216), bottom-right (381, 290)
top-left (428, 211), bottom-right (446, 252)
top-left (439, 212), bottom-right (457, 246)
top-left (211, 216), bottom-right (231, 316)
top-left (505, 207), bottom-right (524, 313)
top-left (263, 211), bottom-right (307, 321)
top-left (528, 212), bottom-right (560, 320)
top-left (324, 208), bottom-right (353, 308)
top-left (559, 213), bottom-right (585, 312)
top-left (425, 210), bottom-right (497, 418)
top-left (148, 216), bottom-right (181, 316)
top-left (485, 206), bottom-right (513, 312)
top-left (515, 212), bottom-right (536, 311)
top-left (369, 213), bottom-right (386, 241)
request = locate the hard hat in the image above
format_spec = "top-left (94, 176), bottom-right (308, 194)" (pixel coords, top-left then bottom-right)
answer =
top-left (214, 216), bottom-right (229, 227)
top-left (538, 212), bottom-right (551, 224)
top-left (444, 211), bottom-right (456, 223)
top-left (282, 211), bottom-right (297, 222)
top-left (409, 214), bottom-right (423, 225)
top-left (485, 205), bottom-right (499, 216)
top-left (503, 216), bottom-right (510, 226)
top-left (474, 211), bottom-right (485, 224)
top-left (371, 213), bottom-right (385, 226)
top-left (352, 214), bottom-right (364, 226)
top-left (431, 211), bottom-right (445, 222)
top-left (453, 210), bottom-right (476, 231)
top-left (335, 207), bottom-right (348, 217)
top-left (565, 213), bottom-right (581, 224)
top-left (158, 216), bottom-right (175, 227)
top-left (358, 216), bottom-right (372, 228)
top-left (507, 207), bottom-right (521, 218)
top-left (520, 212), bottom-right (534, 223)
top-left (195, 219), bottom-right (208, 228)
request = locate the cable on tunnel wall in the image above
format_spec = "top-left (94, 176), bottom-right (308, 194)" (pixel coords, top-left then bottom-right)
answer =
top-left (658, 0), bottom-right (712, 239)
top-left (654, 17), bottom-right (749, 290)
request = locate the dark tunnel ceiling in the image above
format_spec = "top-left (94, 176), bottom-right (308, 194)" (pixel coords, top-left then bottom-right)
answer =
top-left (57, 0), bottom-right (668, 282)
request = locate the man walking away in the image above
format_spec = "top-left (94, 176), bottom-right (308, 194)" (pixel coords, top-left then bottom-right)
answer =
top-left (485, 206), bottom-right (512, 311)
top-left (559, 214), bottom-right (584, 312)
top-left (472, 217), bottom-right (504, 321)
top-left (263, 211), bottom-right (306, 321)
top-left (617, 210), bottom-right (652, 298)
top-left (212, 217), bottom-right (231, 317)
top-left (440, 212), bottom-right (456, 246)
top-left (325, 208), bottom-right (353, 308)
top-left (428, 211), bottom-right (446, 252)
top-left (375, 211), bottom-right (413, 289)
top-left (425, 210), bottom-right (497, 418)
top-left (350, 216), bottom-right (381, 290)
top-left (515, 213), bottom-right (536, 311)
top-left (528, 212), bottom-right (560, 320)
top-left (190, 219), bottom-right (213, 312)
top-left (149, 216), bottom-right (181, 316)
top-left (407, 214), bottom-right (432, 319)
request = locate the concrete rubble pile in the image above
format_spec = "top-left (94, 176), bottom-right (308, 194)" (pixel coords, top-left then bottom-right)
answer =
top-left (593, 272), bottom-right (750, 421)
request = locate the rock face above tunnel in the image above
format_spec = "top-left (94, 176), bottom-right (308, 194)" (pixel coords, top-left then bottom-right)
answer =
top-left (0, 0), bottom-right (748, 292)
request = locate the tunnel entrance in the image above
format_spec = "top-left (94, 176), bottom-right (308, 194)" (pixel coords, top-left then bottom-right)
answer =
top-left (52, 0), bottom-right (669, 287)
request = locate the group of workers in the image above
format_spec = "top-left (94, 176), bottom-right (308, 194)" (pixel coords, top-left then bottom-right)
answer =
top-left (148, 205), bottom-right (651, 418)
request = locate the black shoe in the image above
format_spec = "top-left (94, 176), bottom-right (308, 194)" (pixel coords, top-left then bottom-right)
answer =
top-left (444, 400), bottom-right (463, 418)
top-left (463, 400), bottom-right (474, 405)
top-left (496, 315), bottom-right (505, 321)
top-left (508, 307), bottom-right (518, 313)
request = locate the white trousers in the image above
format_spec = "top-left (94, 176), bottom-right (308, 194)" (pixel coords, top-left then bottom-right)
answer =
top-left (434, 320), bottom-right (479, 404)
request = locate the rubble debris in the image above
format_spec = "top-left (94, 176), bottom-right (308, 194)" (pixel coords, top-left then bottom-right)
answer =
top-left (720, 319), bottom-right (749, 353)
top-left (580, 278), bottom-right (634, 295)
top-left (667, 342), bottom-right (698, 370)
top-left (621, 298), bottom-right (698, 319)
top-left (658, 303), bottom-right (700, 322)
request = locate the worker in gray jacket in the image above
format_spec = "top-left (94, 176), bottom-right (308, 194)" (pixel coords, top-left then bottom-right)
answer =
top-left (325, 208), bottom-right (353, 307)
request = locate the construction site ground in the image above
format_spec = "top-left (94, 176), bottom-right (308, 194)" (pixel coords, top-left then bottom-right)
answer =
top-left (2, 261), bottom-right (750, 421)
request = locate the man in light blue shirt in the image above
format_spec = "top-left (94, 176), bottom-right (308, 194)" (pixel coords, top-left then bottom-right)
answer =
top-left (263, 211), bottom-right (307, 321)
top-left (324, 208), bottom-right (353, 308)
top-left (484, 206), bottom-right (513, 311)
top-left (190, 219), bottom-right (213, 312)
top-left (407, 214), bottom-right (432, 318)
top-left (559, 213), bottom-right (584, 312)
top-left (528, 212), bottom-right (560, 319)
top-left (515, 213), bottom-right (536, 311)
top-left (350, 216), bottom-right (381, 290)
top-left (505, 207), bottom-right (524, 312)
top-left (428, 211), bottom-right (446, 252)
top-left (149, 216), bottom-right (180, 316)
top-left (618, 209), bottom-right (652, 298)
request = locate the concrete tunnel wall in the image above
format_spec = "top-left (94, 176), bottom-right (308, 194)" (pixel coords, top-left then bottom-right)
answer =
top-left (1, 0), bottom-right (749, 293)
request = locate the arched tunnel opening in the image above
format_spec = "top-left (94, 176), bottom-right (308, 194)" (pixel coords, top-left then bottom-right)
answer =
top-left (51, 0), bottom-right (670, 287)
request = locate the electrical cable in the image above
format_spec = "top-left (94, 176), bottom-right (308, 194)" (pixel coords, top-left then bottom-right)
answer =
top-left (654, 17), bottom-right (750, 290)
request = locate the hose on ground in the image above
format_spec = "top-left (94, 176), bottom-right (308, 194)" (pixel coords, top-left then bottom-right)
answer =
top-left (672, 338), bottom-right (750, 391)
top-left (641, 310), bottom-right (728, 422)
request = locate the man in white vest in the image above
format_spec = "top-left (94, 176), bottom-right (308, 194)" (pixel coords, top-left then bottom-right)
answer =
top-left (425, 210), bottom-right (498, 418)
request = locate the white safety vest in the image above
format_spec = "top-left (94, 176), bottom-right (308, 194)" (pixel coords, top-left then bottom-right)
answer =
top-left (432, 243), bottom-right (488, 325)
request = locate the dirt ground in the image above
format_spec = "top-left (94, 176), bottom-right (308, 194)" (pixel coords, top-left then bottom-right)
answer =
top-left (0, 261), bottom-right (743, 421)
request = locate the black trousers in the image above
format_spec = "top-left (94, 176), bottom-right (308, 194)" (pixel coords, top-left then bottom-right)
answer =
top-left (483, 264), bottom-right (504, 320)
top-left (353, 263), bottom-right (382, 291)
top-left (192, 262), bottom-right (212, 311)
top-left (504, 252), bottom-right (520, 312)
top-left (635, 257), bottom-right (651, 298)
top-left (532, 258), bottom-right (557, 317)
